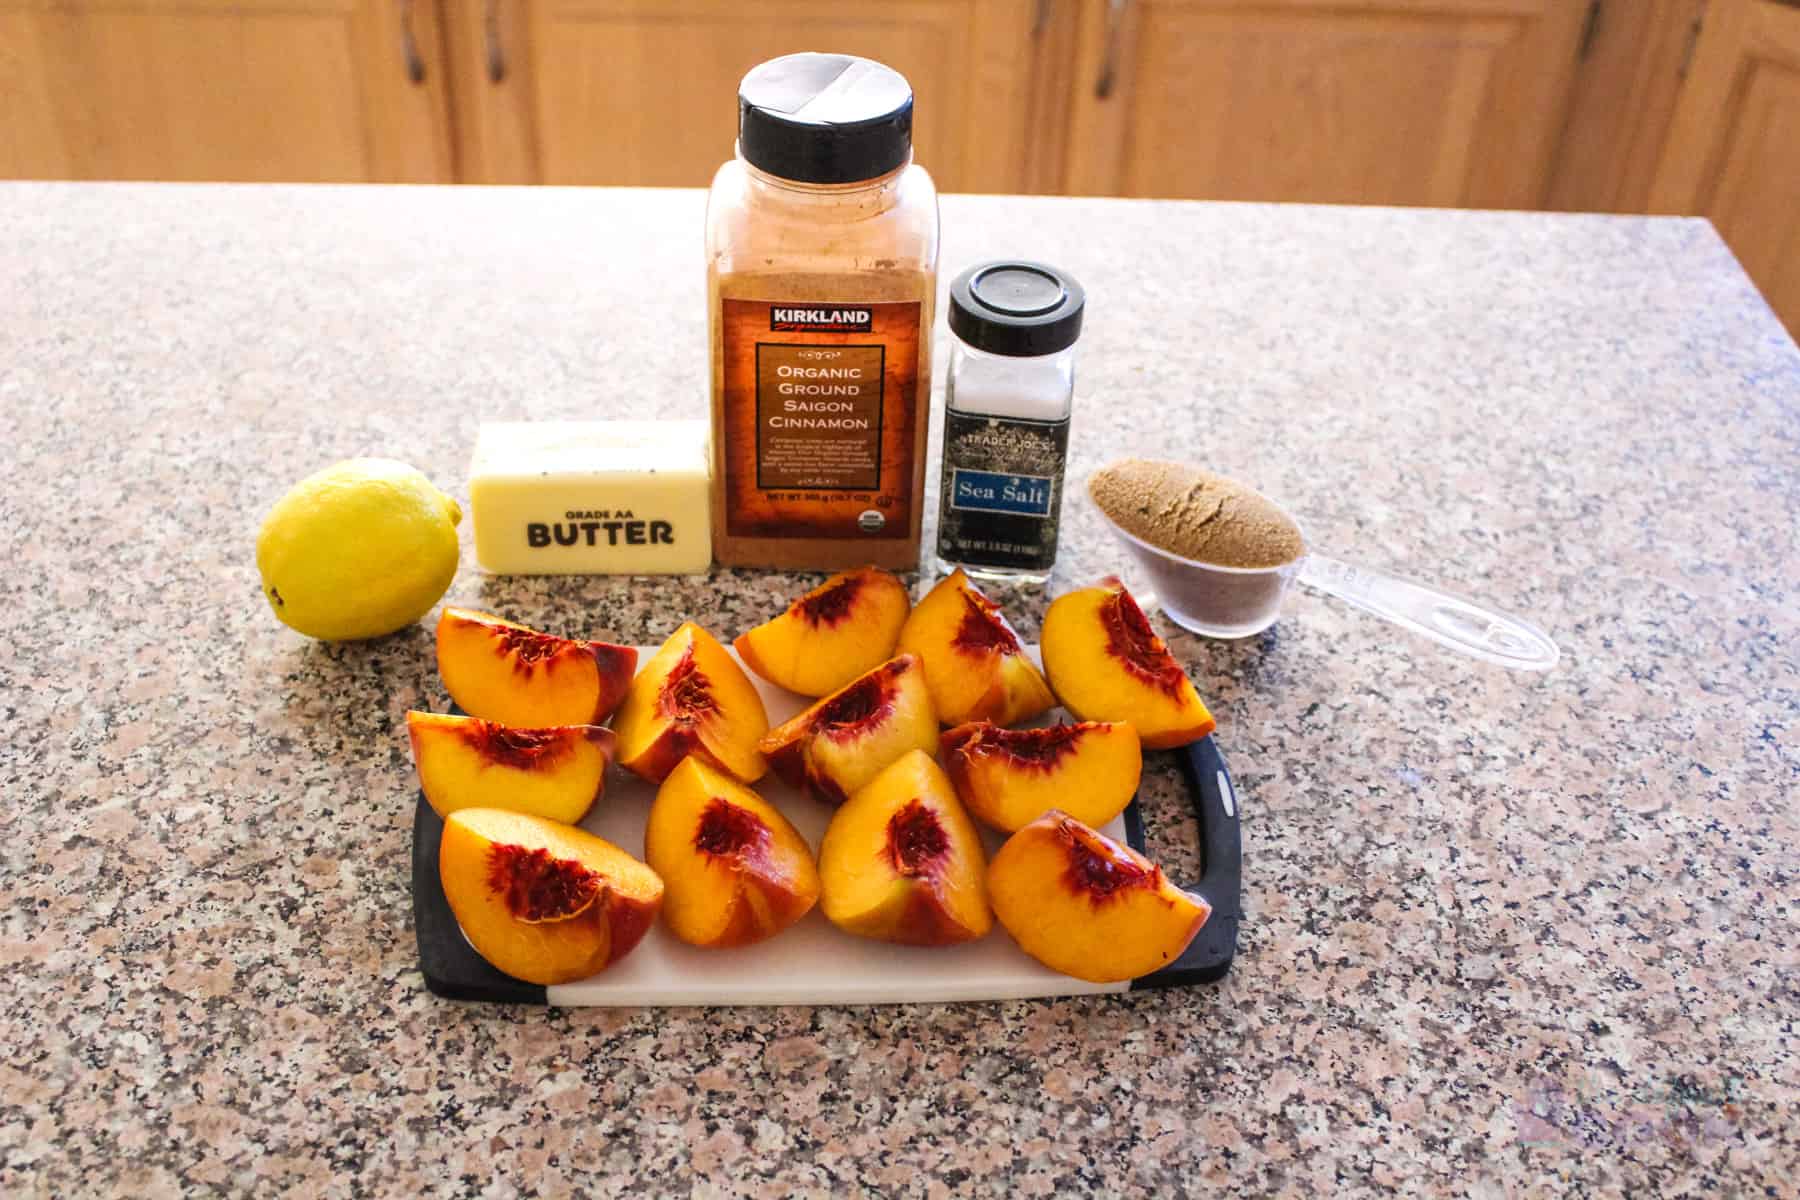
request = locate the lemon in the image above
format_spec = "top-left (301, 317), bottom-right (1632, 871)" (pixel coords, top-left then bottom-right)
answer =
top-left (257, 458), bottom-right (462, 641)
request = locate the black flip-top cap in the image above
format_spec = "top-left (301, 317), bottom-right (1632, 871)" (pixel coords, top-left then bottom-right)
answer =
top-left (738, 53), bottom-right (914, 184)
top-left (948, 261), bottom-right (1086, 357)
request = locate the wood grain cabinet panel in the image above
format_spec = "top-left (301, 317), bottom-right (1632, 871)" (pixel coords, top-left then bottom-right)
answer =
top-left (1545, 0), bottom-right (1707, 214)
top-left (1061, 0), bottom-right (1589, 207)
top-left (452, 0), bottom-right (1043, 193)
top-left (1650, 0), bottom-right (1800, 337)
top-left (0, 0), bottom-right (454, 182)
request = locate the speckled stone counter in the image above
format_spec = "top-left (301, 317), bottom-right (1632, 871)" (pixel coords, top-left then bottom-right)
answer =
top-left (2, 183), bottom-right (1795, 1197)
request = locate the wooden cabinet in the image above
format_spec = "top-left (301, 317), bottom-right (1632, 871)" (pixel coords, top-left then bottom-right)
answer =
top-left (1649, 0), bottom-right (1800, 338)
top-left (446, 0), bottom-right (1044, 193)
top-left (1058, 0), bottom-right (1590, 207)
top-left (0, 0), bottom-right (454, 182)
top-left (1544, 0), bottom-right (1707, 213)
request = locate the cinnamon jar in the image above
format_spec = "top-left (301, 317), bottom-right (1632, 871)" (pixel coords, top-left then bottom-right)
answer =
top-left (706, 53), bottom-right (940, 569)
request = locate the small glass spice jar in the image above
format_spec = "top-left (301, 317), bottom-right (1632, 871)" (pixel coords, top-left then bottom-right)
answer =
top-left (935, 261), bottom-right (1085, 582)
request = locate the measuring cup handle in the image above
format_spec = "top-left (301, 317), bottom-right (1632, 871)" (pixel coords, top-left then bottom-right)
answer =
top-left (1296, 554), bottom-right (1559, 671)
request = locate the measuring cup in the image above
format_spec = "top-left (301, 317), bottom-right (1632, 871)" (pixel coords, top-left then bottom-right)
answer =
top-left (1097, 513), bottom-right (1559, 671)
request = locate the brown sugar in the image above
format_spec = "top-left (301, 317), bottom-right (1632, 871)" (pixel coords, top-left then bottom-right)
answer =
top-left (1089, 460), bottom-right (1305, 569)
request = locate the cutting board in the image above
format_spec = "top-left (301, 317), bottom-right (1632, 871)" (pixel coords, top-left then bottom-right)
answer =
top-left (412, 647), bottom-right (1242, 1006)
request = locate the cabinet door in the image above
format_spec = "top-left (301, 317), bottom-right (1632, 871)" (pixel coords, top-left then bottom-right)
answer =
top-left (1649, 0), bottom-right (1800, 339)
top-left (444, 0), bottom-right (1041, 192)
top-left (0, 0), bottom-right (453, 182)
top-left (1062, 0), bottom-right (1589, 206)
top-left (1544, 0), bottom-right (1707, 214)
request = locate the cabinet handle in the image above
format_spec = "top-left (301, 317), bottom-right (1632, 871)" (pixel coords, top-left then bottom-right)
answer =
top-left (484, 0), bottom-right (507, 83)
top-left (1095, 0), bottom-right (1130, 98)
top-left (400, 0), bottom-right (426, 84)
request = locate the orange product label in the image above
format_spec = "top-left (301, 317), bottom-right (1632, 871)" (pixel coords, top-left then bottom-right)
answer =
top-left (719, 298), bottom-right (922, 540)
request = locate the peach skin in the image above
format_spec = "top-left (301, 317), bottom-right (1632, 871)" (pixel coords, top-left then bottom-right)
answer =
top-left (435, 607), bottom-right (637, 728)
top-left (987, 810), bottom-right (1210, 983)
top-left (407, 711), bottom-right (615, 824)
top-left (645, 757), bottom-right (820, 949)
top-left (611, 622), bottom-right (770, 785)
top-left (940, 719), bottom-right (1142, 834)
top-left (817, 749), bottom-right (992, 946)
top-left (894, 569), bottom-right (1055, 727)
top-left (1040, 578), bottom-right (1216, 748)
top-left (758, 654), bottom-right (938, 804)
top-left (734, 566), bottom-right (911, 697)
top-left (438, 807), bottom-right (663, 985)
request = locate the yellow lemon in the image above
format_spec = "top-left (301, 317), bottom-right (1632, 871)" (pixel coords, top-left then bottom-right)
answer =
top-left (257, 458), bottom-right (462, 641)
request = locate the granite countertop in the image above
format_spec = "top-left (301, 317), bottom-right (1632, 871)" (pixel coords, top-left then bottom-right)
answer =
top-left (2, 183), bottom-right (1795, 1196)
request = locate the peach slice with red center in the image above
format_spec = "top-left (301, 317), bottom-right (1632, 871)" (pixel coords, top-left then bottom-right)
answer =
top-left (611, 621), bottom-right (769, 785)
top-left (988, 810), bottom-right (1210, 983)
top-left (817, 749), bottom-right (992, 946)
top-left (436, 607), bottom-right (637, 727)
top-left (644, 757), bottom-right (820, 949)
top-left (894, 569), bottom-right (1055, 727)
top-left (757, 654), bottom-right (938, 804)
top-left (734, 566), bottom-right (911, 697)
top-left (1040, 578), bottom-right (1216, 748)
top-left (439, 807), bottom-right (663, 985)
top-left (407, 711), bottom-right (615, 824)
top-left (940, 719), bottom-right (1142, 833)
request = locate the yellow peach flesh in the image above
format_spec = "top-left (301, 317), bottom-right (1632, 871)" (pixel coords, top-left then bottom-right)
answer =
top-left (817, 749), bottom-right (992, 946)
top-left (734, 566), bottom-right (911, 697)
top-left (987, 810), bottom-right (1209, 983)
top-left (644, 757), bottom-right (819, 949)
top-left (407, 710), bottom-right (614, 824)
top-left (757, 654), bottom-right (939, 803)
top-left (612, 622), bottom-right (770, 784)
top-left (435, 606), bottom-right (636, 727)
top-left (940, 719), bottom-right (1142, 833)
top-left (439, 808), bottom-right (663, 985)
top-left (1041, 580), bottom-right (1215, 749)
top-left (895, 570), bottom-right (1054, 727)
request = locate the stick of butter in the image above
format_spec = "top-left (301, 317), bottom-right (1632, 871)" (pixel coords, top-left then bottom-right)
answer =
top-left (470, 420), bottom-right (712, 575)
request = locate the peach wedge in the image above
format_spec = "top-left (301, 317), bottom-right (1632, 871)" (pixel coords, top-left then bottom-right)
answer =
top-left (734, 566), bottom-right (911, 697)
top-left (895, 569), bottom-right (1055, 727)
top-left (439, 808), bottom-right (663, 985)
top-left (612, 622), bottom-right (770, 785)
top-left (645, 757), bottom-right (820, 949)
top-left (940, 719), bottom-right (1142, 834)
top-left (758, 654), bottom-right (938, 804)
top-left (1041, 578), bottom-right (1215, 749)
top-left (436, 607), bottom-right (637, 728)
top-left (817, 749), bottom-right (992, 946)
top-left (407, 711), bottom-right (615, 824)
top-left (988, 811), bottom-right (1210, 983)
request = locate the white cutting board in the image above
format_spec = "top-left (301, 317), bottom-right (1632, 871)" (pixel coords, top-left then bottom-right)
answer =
top-left (539, 646), bottom-right (1127, 1006)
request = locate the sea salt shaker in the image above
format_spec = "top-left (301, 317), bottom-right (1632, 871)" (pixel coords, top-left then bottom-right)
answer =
top-left (935, 261), bottom-right (1085, 582)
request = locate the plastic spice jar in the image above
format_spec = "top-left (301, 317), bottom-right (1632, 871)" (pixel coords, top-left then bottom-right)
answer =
top-left (706, 53), bottom-right (940, 570)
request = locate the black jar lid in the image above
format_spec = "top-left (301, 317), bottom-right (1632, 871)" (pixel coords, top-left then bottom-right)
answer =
top-left (738, 54), bottom-right (914, 184)
top-left (948, 261), bottom-right (1086, 357)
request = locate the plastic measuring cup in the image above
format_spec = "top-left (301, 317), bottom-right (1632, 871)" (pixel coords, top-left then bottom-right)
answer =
top-left (1096, 510), bottom-right (1559, 671)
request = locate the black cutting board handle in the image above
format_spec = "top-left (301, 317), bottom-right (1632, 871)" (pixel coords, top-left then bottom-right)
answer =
top-left (1129, 735), bottom-right (1244, 989)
